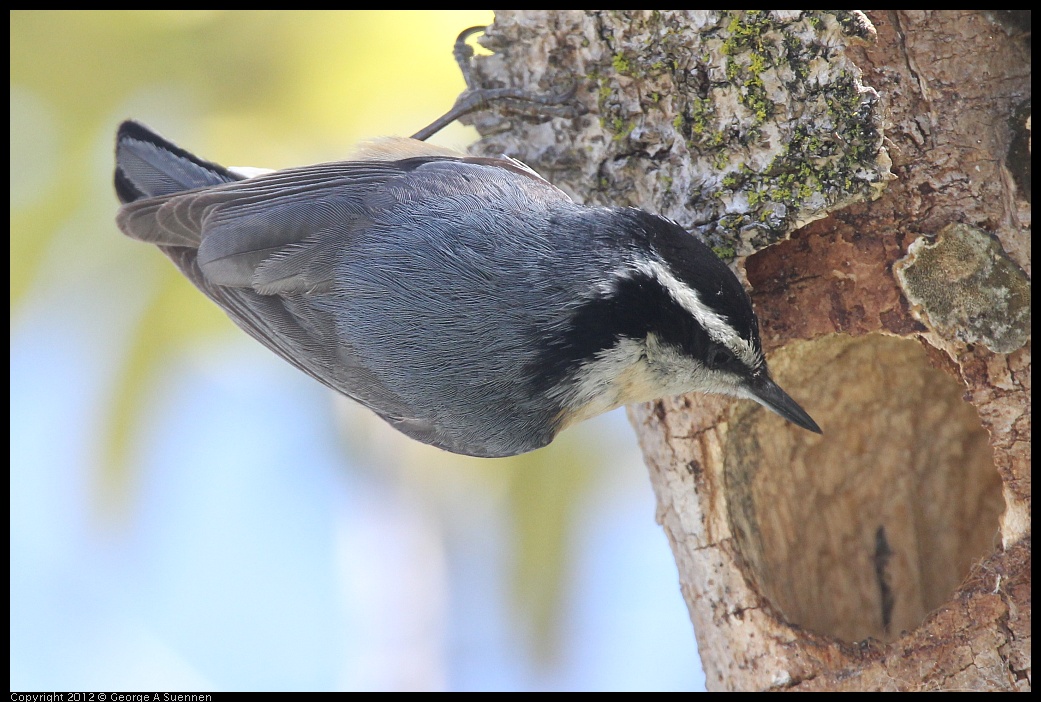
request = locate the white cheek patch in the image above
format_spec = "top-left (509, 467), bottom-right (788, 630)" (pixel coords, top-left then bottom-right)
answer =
top-left (561, 337), bottom-right (647, 413)
top-left (559, 337), bottom-right (693, 425)
top-left (559, 334), bottom-right (752, 427)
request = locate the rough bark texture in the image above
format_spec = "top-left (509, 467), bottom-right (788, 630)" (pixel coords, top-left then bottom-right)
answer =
top-left (467, 11), bottom-right (1030, 691)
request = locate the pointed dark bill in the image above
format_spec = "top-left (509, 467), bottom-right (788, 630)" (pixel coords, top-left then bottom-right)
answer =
top-left (746, 375), bottom-right (823, 434)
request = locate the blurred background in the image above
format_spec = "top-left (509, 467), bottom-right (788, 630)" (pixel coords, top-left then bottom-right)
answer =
top-left (10, 11), bottom-right (705, 691)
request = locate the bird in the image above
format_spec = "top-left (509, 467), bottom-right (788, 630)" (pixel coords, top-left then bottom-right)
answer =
top-left (114, 30), bottom-right (820, 458)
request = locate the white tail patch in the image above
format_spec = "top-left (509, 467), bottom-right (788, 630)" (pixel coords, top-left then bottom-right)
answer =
top-left (227, 166), bottom-right (275, 179)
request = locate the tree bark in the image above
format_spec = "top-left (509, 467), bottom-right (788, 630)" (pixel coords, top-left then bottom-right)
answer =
top-left (467, 11), bottom-right (1030, 691)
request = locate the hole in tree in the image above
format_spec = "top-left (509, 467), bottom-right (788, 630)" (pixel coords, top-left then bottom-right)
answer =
top-left (724, 333), bottom-right (1003, 643)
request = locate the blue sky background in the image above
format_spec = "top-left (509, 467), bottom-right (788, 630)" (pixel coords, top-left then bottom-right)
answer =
top-left (10, 11), bottom-right (707, 691)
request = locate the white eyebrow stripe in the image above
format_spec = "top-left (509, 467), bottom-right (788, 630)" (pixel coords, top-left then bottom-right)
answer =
top-left (603, 259), bottom-right (762, 370)
top-left (637, 259), bottom-right (733, 341)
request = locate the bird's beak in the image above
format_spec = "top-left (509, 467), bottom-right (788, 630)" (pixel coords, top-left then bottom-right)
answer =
top-left (745, 374), bottom-right (822, 434)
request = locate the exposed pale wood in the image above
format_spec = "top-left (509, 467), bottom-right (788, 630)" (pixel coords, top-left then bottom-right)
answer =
top-left (469, 10), bottom-right (1030, 691)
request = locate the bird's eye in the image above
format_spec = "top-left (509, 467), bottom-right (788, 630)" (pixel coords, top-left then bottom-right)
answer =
top-left (707, 345), bottom-right (737, 371)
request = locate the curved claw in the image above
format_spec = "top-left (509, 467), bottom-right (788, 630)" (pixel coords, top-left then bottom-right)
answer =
top-left (453, 25), bottom-right (487, 91)
top-left (410, 25), bottom-right (584, 142)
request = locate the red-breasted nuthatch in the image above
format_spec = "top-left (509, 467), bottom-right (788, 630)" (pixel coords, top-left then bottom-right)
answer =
top-left (114, 28), bottom-right (820, 457)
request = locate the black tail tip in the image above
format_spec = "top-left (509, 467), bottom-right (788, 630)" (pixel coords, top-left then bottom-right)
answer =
top-left (116, 119), bottom-right (184, 157)
top-left (115, 120), bottom-right (172, 204)
top-left (114, 119), bottom-right (239, 204)
top-left (117, 119), bottom-right (162, 144)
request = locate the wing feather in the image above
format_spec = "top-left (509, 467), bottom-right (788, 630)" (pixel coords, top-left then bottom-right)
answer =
top-left (117, 153), bottom-right (572, 453)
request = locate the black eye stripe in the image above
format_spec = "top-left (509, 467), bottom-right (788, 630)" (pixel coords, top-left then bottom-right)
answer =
top-left (528, 272), bottom-right (713, 394)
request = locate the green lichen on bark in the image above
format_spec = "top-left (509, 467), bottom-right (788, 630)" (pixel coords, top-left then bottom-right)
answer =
top-left (471, 10), bottom-right (892, 260)
top-left (894, 223), bottom-right (1031, 354)
top-left (651, 10), bottom-right (890, 254)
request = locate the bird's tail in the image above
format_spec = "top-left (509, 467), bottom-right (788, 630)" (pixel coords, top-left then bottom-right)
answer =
top-left (114, 120), bottom-right (241, 204)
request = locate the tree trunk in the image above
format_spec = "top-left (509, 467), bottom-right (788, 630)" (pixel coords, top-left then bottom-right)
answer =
top-left (467, 11), bottom-right (1030, 691)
